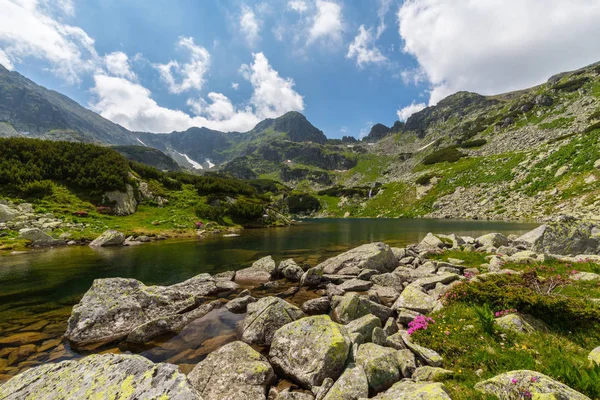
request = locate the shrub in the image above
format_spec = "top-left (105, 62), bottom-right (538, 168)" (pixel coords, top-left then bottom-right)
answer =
top-left (459, 139), bottom-right (487, 148)
top-left (422, 146), bottom-right (466, 165)
top-left (286, 193), bottom-right (321, 214)
top-left (228, 198), bottom-right (264, 223)
top-left (415, 174), bottom-right (435, 185)
top-left (195, 203), bottom-right (223, 222)
top-left (195, 174), bottom-right (256, 197)
top-left (553, 77), bottom-right (590, 92)
top-left (20, 180), bottom-right (54, 198)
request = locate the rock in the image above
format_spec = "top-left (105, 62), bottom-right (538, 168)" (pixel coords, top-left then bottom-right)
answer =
top-left (302, 297), bottom-right (331, 315)
top-left (370, 381), bottom-right (451, 399)
top-left (235, 256), bottom-right (277, 283)
top-left (397, 309), bottom-right (422, 326)
top-left (277, 391), bottom-right (315, 400)
top-left (474, 370), bottom-right (590, 400)
top-left (400, 331), bottom-right (443, 367)
top-left (346, 314), bottom-right (381, 342)
top-left (322, 364), bottom-right (369, 400)
top-left (65, 274), bottom-right (218, 345)
top-left (18, 228), bottom-right (63, 246)
top-left (355, 343), bottom-right (402, 392)
top-left (417, 233), bottom-right (446, 251)
top-left (313, 378), bottom-right (334, 400)
top-left (301, 266), bottom-right (324, 287)
top-left (383, 332), bottom-right (406, 350)
top-left (331, 293), bottom-right (392, 324)
top-left (477, 233), bottom-right (510, 248)
top-left (412, 366), bottom-right (454, 381)
top-left (396, 349), bottom-right (417, 378)
top-left (357, 269), bottom-right (379, 281)
top-left (520, 219), bottom-right (600, 255)
top-left (337, 279), bottom-right (373, 293)
top-left (383, 318), bottom-right (398, 336)
top-left (269, 315), bottom-right (351, 388)
top-left (318, 243), bottom-right (396, 274)
top-left (226, 294), bottom-right (257, 313)
top-left (242, 297), bottom-right (305, 345)
top-left (495, 314), bottom-right (537, 334)
top-left (371, 327), bottom-right (387, 346)
top-left (392, 285), bottom-right (436, 314)
top-left (391, 247), bottom-right (406, 261)
top-left (412, 273), bottom-right (459, 291)
top-left (280, 259), bottom-right (304, 282)
top-left (89, 229), bottom-right (125, 247)
top-left (0, 354), bottom-right (201, 399)
top-left (103, 184), bottom-right (137, 216)
top-left (0, 204), bottom-right (18, 222)
top-left (188, 341), bottom-right (275, 400)
top-left (215, 270), bottom-right (236, 281)
top-left (369, 285), bottom-right (400, 307)
top-left (588, 346), bottom-right (600, 365)
top-left (371, 272), bottom-right (406, 292)
top-left (571, 272), bottom-right (600, 281)
top-left (535, 94), bottom-right (553, 106)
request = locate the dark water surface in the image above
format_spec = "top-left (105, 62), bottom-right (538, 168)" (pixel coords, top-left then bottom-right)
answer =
top-left (0, 218), bottom-right (538, 381)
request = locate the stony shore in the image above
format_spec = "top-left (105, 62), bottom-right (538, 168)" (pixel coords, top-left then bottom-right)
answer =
top-left (1, 217), bottom-right (600, 399)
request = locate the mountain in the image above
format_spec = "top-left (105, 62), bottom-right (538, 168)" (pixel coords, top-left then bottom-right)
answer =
top-left (112, 145), bottom-right (180, 171)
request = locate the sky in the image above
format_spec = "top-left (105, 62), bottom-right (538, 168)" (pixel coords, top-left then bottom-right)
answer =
top-left (2, 1), bottom-right (600, 139)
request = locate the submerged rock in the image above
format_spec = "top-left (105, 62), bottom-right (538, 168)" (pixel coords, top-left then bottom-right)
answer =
top-left (370, 381), bottom-right (451, 399)
top-left (0, 354), bottom-right (201, 399)
top-left (318, 243), bottom-right (396, 274)
top-left (65, 274), bottom-right (218, 345)
top-left (474, 370), bottom-right (590, 400)
top-left (242, 296), bottom-right (305, 346)
top-left (269, 315), bottom-right (351, 388)
top-left (89, 229), bottom-right (125, 247)
top-left (188, 341), bottom-right (275, 400)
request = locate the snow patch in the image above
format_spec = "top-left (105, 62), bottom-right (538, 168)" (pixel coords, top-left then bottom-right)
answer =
top-left (136, 137), bottom-right (147, 147)
top-left (205, 159), bottom-right (215, 169)
top-left (176, 152), bottom-right (203, 170)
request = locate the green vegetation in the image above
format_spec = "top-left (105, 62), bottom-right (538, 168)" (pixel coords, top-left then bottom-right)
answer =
top-left (415, 173), bottom-right (436, 185)
top-left (286, 192), bottom-right (321, 214)
top-left (458, 139), bottom-right (487, 148)
top-left (553, 76), bottom-right (590, 92)
top-left (422, 146), bottom-right (466, 165)
top-left (539, 116), bottom-right (575, 130)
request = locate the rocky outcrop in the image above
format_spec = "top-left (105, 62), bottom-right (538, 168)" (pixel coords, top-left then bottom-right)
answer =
top-left (0, 354), bottom-right (202, 399)
top-left (235, 256), bottom-right (277, 283)
top-left (269, 315), bottom-right (351, 388)
top-left (474, 370), bottom-right (590, 400)
top-left (65, 274), bottom-right (218, 345)
top-left (242, 296), bottom-right (305, 345)
top-left (188, 341), bottom-right (276, 400)
top-left (102, 183), bottom-right (137, 216)
top-left (18, 227), bottom-right (63, 246)
top-left (519, 218), bottom-right (600, 255)
top-left (89, 229), bottom-right (125, 247)
top-left (317, 243), bottom-right (396, 274)
top-left (0, 204), bottom-right (19, 222)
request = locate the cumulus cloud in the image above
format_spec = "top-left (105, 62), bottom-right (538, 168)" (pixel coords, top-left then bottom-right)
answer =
top-left (398, 0), bottom-right (600, 105)
top-left (288, 0), bottom-right (308, 13)
top-left (0, 49), bottom-right (13, 69)
top-left (347, 25), bottom-right (387, 68)
top-left (308, 0), bottom-right (343, 45)
top-left (397, 101), bottom-right (426, 121)
top-left (0, 0), bottom-right (98, 83)
top-left (92, 53), bottom-right (304, 133)
top-left (240, 5), bottom-right (261, 46)
top-left (104, 51), bottom-right (136, 80)
top-left (155, 36), bottom-right (210, 94)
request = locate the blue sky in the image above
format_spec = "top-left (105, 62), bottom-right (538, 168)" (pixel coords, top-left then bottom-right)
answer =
top-left (2, 0), bottom-right (600, 138)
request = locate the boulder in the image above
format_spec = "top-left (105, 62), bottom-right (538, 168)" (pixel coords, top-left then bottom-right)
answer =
top-left (103, 184), bottom-right (137, 216)
top-left (331, 293), bottom-right (392, 324)
top-left (412, 366), bottom-right (454, 381)
top-left (371, 272), bottom-right (405, 292)
top-left (337, 279), bottom-right (373, 293)
top-left (279, 259), bottom-right (304, 282)
top-left (242, 297), bottom-right (305, 345)
top-left (0, 354), bottom-right (201, 399)
top-left (571, 272), bottom-right (600, 281)
top-left (474, 370), bottom-right (590, 400)
top-left (495, 314), bottom-right (537, 334)
top-left (226, 294), bottom-right (257, 313)
top-left (400, 331), bottom-right (443, 367)
top-left (65, 274), bottom-right (218, 345)
top-left (369, 285), bottom-right (400, 307)
top-left (235, 256), bottom-right (277, 283)
top-left (318, 243), bottom-right (396, 275)
top-left (370, 381), bottom-right (451, 399)
top-left (588, 346), bottom-right (600, 365)
top-left (355, 343), bottom-right (402, 392)
top-left (301, 266), bottom-right (324, 287)
top-left (519, 218), bottom-right (600, 255)
top-left (411, 273), bottom-right (459, 291)
top-left (392, 285), bottom-right (436, 314)
top-left (18, 228), bottom-right (63, 246)
top-left (322, 364), bottom-right (369, 400)
top-left (302, 297), bottom-right (331, 315)
top-left (188, 341), bottom-right (275, 400)
top-left (269, 315), bottom-right (351, 388)
top-left (0, 204), bottom-right (18, 222)
top-left (89, 229), bottom-right (125, 247)
top-left (477, 233), bottom-right (510, 248)
top-left (396, 349), bottom-right (417, 378)
top-left (345, 314), bottom-right (381, 342)
top-left (276, 391), bottom-right (315, 400)
top-left (417, 233), bottom-right (446, 251)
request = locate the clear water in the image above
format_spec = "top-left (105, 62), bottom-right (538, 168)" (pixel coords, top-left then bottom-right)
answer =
top-left (0, 218), bottom-right (538, 381)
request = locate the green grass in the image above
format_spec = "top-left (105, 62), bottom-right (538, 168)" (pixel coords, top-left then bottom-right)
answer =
top-left (429, 249), bottom-right (490, 267)
top-left (344, 154), bottom-right (394, 184)
top-left (539, 116), bottom-right (575, 130)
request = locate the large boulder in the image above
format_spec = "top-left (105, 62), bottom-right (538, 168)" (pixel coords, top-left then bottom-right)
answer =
top-left (242, 297), bottom-right (305, 346)
top-left (89, 229), bottom-right (125, 247)
top-left (392, 285), bottom-right (436, 314)
top-left (103, 183), bottom-right (137, 216)
top-left (400, 331), bottom-right (443, 367)
top-left (345, 314), bottom-right (381, 342)
top-left (322, 364), bottom-right (369, 400)
top-left (519, 218), bottom-right (600, 255)
top-left (269, 315), bottom-right (351, 388)
top-left (477, 233), bottom-right (510, 248)
top-left (417, 233), bottom-right (446, 251)
top-left (331, 293), bottom-right (392, 324)
top-left (318, 243), bottom-right (396, 274)
top-left (65, 274), bottom-right (218, 345)
top-left (0, 354), bottom-right (201, 399)
top-left (279, 259), bottom-right (304, 282)
top-left (0, 204), bottom-right (19, 222)
top-left (474, 370), bottom-right (590, 400)
top-left (188, 341), bottom-right (275, 400)
top-left (355, 343), bottom-right (403, 392)
top-left (18, 228), bottom-right (63, 246)
top-left (370, 381), bottom-right (451, 399)
top-left (235, 256), bottom-right (277, 283)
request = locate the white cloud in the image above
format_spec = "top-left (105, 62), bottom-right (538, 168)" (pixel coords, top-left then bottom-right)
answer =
top-left (347, 25), bottom-right (387, 68)
top-left (376, 0), bottom-right (392, 39)
top-left (0, 48), bottom-right (13, 69)
top-left (187, 92), bottom-right (236, 121)
top-left (240, 5), bottom-right (261, 46)
top-left (0, 0), bottom-right (98, 84)
top-left (397, 102), bottom-right (426, 121)
top-left (104, 51), bottom-right (136, 80)
top-left (288, 0), bottom-right (308, 13)
top-left (308, 0), bottom-right (343, 45)
top-left (155, 36), bottom-right (210, 94)
top-left (241, 52), bottom-right (304, 119)
top-left (231, 82), bottom-right (239, 90)
top-left (398, 0), bottom-right (600, 105)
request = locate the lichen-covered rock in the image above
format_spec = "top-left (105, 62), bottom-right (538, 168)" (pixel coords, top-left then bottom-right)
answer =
top-left (589, 346), bottom-right (600, 365)
top-left (400, 331), bottom-right (443, 367)
top-left (318, 243), bottom-right (396, 274)
top-left (385, 332), bottom-right (407, 350)
top-left (242, 296), bottom-right (305, 345)
top-left (474, 370), bottom-right (590, 400)
top-left (392, 285), bottom-right (436, 314)
top-left (226, 294), bottom-right (257, 313)
top-left (331, 293), bottom-right (392, 324)
top-left (89, 229), bottom-right (125, 247)
top-left (322, 364), bottom-right (369, 400)
top-left (0, 204), bottom-right (19, 222)
top-left (301, 266), bottom-right (324, 287)
top-left (346, 314), bottom-right (381, 342)
top-left (370, 272), bottom-right (405, 292)
top-left (103, 184), bottom-right (137, 216)
top-left (412, 366), bottom-right (454, 382)
top-left (337, 279), bottom-right (373, 293)
top-left (571, 272), bottom-right (600, 281)
top-left (276, 391), bottom-right (315, 400)
top-left (279, 259), bottom-right (304, 282)
top-left (495, 314), bottom-right (538, 334)
top-left (417, 232), bottom-right (446, 251)
top-left (65, 274), bottom-right (218, 345)
top-left (302, 297), bottom-right (331, 315)
top-left (370, 381), bottom-right (451, 399)
top-left (0, 353), bottom-right (201, 399)
top-left (18, 228), bottom-right (63, 246)
top-left (235, 256), bottom-right (277, 283)
top-left (519, 218), bottom-right (600, 255)
top-left (269, 315), bottom-right (351, 388)
top-left (355, 343), bottom-right (403, 392)
top-left (477, 233), bottom-right (510, 248)
top-left (396, 349), bottom-right (417, 378)
top-left (369, 285), bottom-right (400, 307)
top-left (189, 341), bottom-right (275, 400)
